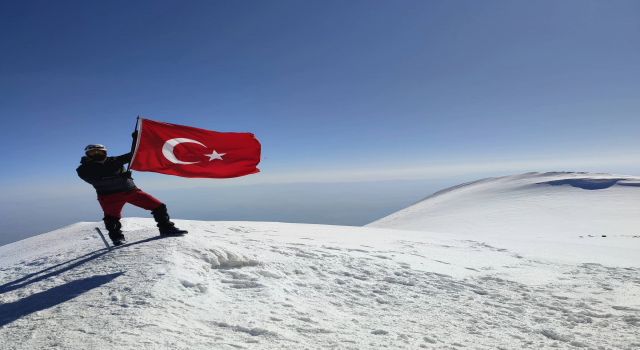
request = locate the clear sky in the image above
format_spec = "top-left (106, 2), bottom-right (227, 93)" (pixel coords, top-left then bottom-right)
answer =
top-left (1, 1), bottom-right (639, 245)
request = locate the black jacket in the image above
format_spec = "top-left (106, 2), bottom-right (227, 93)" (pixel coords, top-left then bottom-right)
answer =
top-left (76, 153), bottom-right (138, 195)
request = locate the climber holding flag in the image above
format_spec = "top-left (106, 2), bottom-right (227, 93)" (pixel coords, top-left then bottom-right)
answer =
top-left (76, 117), bottom-right (261, 246)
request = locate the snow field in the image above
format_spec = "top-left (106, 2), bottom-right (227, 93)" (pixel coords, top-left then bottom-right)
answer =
top-left (1, 219), bottom-right (639, 349)
top-left (369, 172), bottom-right (640, 266)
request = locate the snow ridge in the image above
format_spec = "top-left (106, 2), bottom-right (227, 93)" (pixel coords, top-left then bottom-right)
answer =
top-left (369, 172), bottom-right (640, 248)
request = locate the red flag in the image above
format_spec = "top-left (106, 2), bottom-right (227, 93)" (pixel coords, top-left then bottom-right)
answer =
top-left (130, 118), bottom-right (261, 178)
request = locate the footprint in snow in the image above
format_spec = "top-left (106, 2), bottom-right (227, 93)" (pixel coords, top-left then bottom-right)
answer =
top-left (433, 259), bottom-right (451, 265)
top-left (373, 254), bottom-right (391, 260)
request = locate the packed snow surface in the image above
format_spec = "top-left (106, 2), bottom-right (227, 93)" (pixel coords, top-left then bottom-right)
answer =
top-left (1, 172), bottom-right (639, 349)
top-left (1, 218), bottom-right (639, 349)
top-left (369, 172), bottom-right (640, 266)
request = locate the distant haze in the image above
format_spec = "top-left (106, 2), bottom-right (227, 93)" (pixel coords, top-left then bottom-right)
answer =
top-left (0, 178), bottom-right (457, 246)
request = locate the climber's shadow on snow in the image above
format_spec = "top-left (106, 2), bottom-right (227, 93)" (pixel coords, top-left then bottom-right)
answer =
top-left (0, 236), bottom-right (162, 295)
top-left (0, 272), bottom-right (123, 327)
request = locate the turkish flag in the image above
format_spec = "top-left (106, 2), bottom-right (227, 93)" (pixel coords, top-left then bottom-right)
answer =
top-left (130, 118), bottom-right (261, 178)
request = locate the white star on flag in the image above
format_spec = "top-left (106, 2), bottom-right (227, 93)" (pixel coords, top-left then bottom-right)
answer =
top-left (205, 150), bottom-right (225, 161)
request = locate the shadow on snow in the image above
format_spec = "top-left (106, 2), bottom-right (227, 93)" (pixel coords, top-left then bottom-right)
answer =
top-left (540, 178), bottom-right (640, 190)
top-left (0, 235), bottom-right (162, 295)
top-left (0, 272), bottom-right (123, 327)
top-left (0, 235), bottom-right (169, 327)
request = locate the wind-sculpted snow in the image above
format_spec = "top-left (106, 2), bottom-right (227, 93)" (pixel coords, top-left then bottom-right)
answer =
top-left (369, 172), bottom-right (640, 266)
top-left (1, 219), bottom-right (639, 349)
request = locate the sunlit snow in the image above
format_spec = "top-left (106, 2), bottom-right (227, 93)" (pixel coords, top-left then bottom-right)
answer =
top-left (1, 172), bottom-right (639, 349)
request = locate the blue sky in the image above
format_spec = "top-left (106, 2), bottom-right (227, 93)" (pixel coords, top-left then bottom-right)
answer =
top-left (1, 1), bottom-right (639, 245)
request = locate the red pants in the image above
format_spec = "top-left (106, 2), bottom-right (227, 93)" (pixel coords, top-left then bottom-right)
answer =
top-left (98, 189), bottom-right (163, 219)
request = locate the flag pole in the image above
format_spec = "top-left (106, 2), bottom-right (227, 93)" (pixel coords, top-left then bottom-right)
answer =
top-left (126, 116), bottom-right (141, 172)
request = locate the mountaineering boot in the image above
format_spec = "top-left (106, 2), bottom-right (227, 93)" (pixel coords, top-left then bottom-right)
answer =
top-left (103, 215), bottom-right (125, 246)
top-left (151, 204), bottom-right (188, 236)
top-left (111, 239), bottom-right (125, 246)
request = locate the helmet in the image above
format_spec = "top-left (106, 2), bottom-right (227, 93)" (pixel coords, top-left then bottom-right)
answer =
top-left (84, 144), bottom-right (107, 155)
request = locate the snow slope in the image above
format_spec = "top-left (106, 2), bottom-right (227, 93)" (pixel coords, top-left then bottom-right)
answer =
top-left (369, 172), bottom-right (640, 266)
top-left (1, 218), bottom-right (639, 349)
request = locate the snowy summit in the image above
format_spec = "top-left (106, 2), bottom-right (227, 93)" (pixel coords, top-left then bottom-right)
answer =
top-left (1, 172), bottom-right (639, 349)
top-left (370, 172), bottom-right (640, 266)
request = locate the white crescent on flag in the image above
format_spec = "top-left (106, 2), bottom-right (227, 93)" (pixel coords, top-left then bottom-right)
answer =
top-left (161, 138), bottom-right (206, 165)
